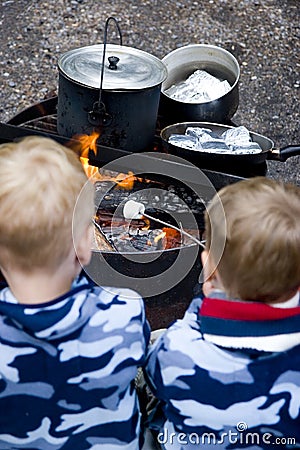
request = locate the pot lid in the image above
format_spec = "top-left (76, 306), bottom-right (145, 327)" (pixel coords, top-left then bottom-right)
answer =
top-left (58, 44), bottom-right (167, 90)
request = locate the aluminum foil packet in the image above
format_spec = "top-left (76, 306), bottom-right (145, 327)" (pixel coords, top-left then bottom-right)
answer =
top-left (164, 69), bottom-right (231, 103)
top-left (168, 126), bottom-right (263, 155)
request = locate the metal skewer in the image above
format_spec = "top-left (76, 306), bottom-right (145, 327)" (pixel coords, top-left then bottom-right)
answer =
top-left (123, 200), bottom-right (206, 249)
top-left (142, 212), bottom-right (205, 248)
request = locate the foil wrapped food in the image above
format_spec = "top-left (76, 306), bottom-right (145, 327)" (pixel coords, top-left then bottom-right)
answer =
top-left (168, 126), bottom-right (263, 155)
top-left (164, 69), bottom-right (232, 103)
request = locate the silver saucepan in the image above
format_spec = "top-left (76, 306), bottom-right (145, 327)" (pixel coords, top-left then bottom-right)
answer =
top-left (159, 44), bottom-right (240, 125)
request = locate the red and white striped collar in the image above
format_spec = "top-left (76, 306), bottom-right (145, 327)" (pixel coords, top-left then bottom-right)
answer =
top-left (198, 293), bottom-right (300, 352)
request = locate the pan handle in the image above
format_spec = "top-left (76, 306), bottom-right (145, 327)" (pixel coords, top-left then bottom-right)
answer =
top-left (269, 145), bottom-right (300, 162)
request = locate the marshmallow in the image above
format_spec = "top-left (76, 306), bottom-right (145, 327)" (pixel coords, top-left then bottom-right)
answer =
top-left (123, 200), bottom-right (145, 220)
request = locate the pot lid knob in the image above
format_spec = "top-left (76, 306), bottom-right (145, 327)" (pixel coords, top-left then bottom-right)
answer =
top-left (108, 55), bottom-right (119, 70)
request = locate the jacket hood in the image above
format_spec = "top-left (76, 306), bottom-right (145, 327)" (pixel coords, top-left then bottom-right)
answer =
top-left (0, 276), bottom-right (94, 339)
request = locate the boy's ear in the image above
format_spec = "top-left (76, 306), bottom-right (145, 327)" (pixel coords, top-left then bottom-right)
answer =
top-left (201, 250), bottom-right (215, 282)
top-left (75, 224), bottom-right (93, 267)
top-left (201, 249), bottom-right (209, 269)
top-left (201, 249), bottom-right (225, 292)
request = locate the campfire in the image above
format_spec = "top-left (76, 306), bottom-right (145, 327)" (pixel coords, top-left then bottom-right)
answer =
top-left (93, 210), bottom-right (193, 253)
top-left (71, 130), bottom-right (205, 253)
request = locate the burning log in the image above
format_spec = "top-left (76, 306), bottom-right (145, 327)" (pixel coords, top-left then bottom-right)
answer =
top-left (92, 227), bottom-right (115, 252)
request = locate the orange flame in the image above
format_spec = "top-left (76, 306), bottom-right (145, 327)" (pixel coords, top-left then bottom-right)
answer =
top-left (76, 130), bottom-right (100, 158)
top-left (70, 131), bottom-right (102, 181)
top-left (80, 156), bottom-right (101, 181)
top-left (69, 130), bottom-right (139, 190)
top-left (115, 172), bottom-right (135, 190)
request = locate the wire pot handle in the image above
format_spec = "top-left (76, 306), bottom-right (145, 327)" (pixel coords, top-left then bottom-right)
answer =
top-left (98, 17), bottom-right (123, 107)
top-left (88, 17), bottom-right (123, 126)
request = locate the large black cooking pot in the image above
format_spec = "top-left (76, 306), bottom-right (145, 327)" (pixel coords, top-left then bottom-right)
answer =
top-left (57, 41), bottom-right (167, 152)
top-left (161, 122), bottom-right (300, 171)
top-left (159, 44), bottom-right (240, 125)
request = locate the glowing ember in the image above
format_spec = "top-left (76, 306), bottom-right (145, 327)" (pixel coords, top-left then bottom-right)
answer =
top-left (141, 218), bottom-right (151, 231)
top-left (162, 228), bottom-right (182, 249)
top-left (154, 231), bottom-right (166, 244)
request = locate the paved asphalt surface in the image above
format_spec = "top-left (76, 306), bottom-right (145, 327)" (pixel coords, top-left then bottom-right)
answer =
top-left (0, 0), bottom-right (299, 183)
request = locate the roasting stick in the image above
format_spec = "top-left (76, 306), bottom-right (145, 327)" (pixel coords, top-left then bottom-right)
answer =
top-left (142, 212), bottom-right (206, 248)
top-left (123, 200), bottom-right (206, 249)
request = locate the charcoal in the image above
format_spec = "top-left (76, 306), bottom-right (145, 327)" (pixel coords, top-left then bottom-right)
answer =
top-left (92, 175), bottom-right (207, 254)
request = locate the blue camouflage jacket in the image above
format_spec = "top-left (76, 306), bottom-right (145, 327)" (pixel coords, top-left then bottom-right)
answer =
top-left (145, 294), bottom-right (300, 449)
top-left (0, 276), bottom-right (150, 449)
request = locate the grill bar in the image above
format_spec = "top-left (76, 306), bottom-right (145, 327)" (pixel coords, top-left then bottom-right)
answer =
top-left (0, 121), bottom-right (244, 189)
top-left (1, 95), bottom-right (247, 186)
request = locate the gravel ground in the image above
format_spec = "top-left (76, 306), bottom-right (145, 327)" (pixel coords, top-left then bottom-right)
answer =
top-left (0, 0), bottom-right (299, 184)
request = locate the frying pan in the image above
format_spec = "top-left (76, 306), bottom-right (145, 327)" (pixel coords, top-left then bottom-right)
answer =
top-left (160, 122), bottom-right (300, 167)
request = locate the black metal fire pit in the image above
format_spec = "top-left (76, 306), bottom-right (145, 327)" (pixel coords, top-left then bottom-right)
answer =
top-left (89, 176), bottom-right (207, 329)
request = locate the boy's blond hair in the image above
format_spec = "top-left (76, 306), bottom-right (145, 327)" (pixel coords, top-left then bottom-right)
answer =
top-left (0, 136), bottom-right (94, 272)
top-left (205, 177), bottom-right (300, 302)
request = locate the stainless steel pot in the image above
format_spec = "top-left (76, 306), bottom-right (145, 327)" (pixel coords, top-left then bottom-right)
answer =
top-left (159, 44), bottom-right (240, 125)
top-left (57, 21), bottom-right (167, 152)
